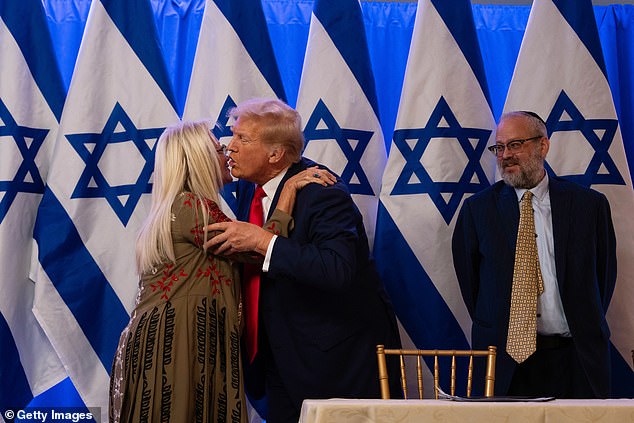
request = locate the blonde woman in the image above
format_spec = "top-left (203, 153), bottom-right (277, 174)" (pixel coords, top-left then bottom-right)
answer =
top-left (109, 120), bottom-right (333, 422)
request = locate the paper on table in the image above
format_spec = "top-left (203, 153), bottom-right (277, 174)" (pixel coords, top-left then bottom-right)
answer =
top-left (436, 386), bottom-right (555, 402)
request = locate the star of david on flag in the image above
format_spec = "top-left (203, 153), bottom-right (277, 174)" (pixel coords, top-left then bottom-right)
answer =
top-left (303, 99), bottom-right (374, 195)
top-left (390, 96), bottom-right (491, 224)
top-left (375, 0), bottom-right (496, 395)
top-left (1, 0), bottom-right (68, 413)
top-left (0, 98), bottom-right (47, 224)
top-left (67, 102), bottom-right (163, 226)
top-left (543, 90), bottom-right (624, 187)
top-left (29, 0), bottom-right (179, 419)
top-left (502, 0), bottom-right (634, 395)
top-left (296, 0), bottom-right (385, 246)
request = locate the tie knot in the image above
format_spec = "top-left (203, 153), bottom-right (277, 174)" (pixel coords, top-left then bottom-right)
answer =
top-left (522, 190), bottom-right (533, 202)
top-left (254, 185), bottom-right (266, 201)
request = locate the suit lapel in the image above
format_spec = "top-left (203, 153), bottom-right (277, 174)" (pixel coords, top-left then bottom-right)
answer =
top-left (548, 176), bottom-right (570, 290)
top-left (236, 179), bottom-right (256, 222)
top-left (267, 160), bottom-right (307, 220)
top-left (496, 182), bottom-right (520, 251)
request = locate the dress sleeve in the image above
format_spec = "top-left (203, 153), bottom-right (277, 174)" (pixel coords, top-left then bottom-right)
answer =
top-left (264, 209), bottom-right (294, 237)
top-left (173, 193), bottom-right (231, 249)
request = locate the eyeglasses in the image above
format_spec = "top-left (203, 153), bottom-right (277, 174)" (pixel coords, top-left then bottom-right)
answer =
top-left (215, 144), bottom-right (227, 155)
top-left (487, 136), bottom-right (542, 157)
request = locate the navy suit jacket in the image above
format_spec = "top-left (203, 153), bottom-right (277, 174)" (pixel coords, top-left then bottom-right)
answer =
top-left (235, 158), bottom-right (400, 408)
top-left (452, 176), bottom-right (616, 397)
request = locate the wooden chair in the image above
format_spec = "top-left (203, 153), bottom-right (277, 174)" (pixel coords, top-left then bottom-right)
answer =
top-left (376, 344), bottom-right (497, 399)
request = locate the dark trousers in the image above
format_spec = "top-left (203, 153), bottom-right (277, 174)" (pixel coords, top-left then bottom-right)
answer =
top-left (508, 335), bottom-right (594, 398)
top-left (264, 352), bottom-right (300, 423)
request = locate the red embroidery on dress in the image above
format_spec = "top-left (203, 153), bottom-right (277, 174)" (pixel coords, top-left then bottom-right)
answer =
top-left (196, 260), bottom-right (232, 295)
top-left (182, 194), bottom-right (231, 246)
top-left (265, 221), bottom-right (281, 235)
top-left (150, 263), bottom-right (188, 301)
top-left (182, 193), bottom-right (196, 208)
top-left (190, 225), bottom-right (205, 247)
top-left (204, 199), bottom-right (231, 223)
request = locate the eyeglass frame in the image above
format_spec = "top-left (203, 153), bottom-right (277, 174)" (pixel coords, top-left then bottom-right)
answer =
top-left (487, 135), bottom-right (543, 156)
top-left (215, 144), bottom-right (227, 155)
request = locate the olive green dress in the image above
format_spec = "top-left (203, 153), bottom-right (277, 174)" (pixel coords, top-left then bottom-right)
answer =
top-left (109, 192), bottom-right (290, 423)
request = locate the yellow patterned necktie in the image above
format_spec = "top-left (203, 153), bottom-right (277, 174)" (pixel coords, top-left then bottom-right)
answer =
top-left (506, 191), bottom-right (544, 363)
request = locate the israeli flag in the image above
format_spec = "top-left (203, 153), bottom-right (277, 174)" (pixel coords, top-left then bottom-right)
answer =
top-left (0, 0), bottom-right (66, 414)
top-left (503, 0), bottom-right (634, 395)
top-left (183, 0), bottom-right (285, 216)
top-left (29, 0), bottom-right (179, 419)
top-left (375, 0), bottom-right (495, 386)
top-left (295, 0), bottom-right (385, 246)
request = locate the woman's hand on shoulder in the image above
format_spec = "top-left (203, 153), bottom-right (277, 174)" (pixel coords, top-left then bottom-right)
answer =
top-left (287, 166), bottom-right (336, 191)
top-left (276, 166), bottom-right (336, 213)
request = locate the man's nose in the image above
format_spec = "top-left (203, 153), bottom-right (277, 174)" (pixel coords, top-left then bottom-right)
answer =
top-left (227, 137), bottom-right (237, 152)
top-left (501, 144), bottom-right (513, 159)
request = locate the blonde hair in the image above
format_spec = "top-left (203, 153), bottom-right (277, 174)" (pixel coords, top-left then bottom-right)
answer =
top-left (229, 98), bottom-right (304, 163)
top-left (136, 120), bottom-right (224, 273)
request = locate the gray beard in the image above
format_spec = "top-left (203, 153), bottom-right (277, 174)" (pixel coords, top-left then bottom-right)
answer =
top-left (499, 149), bottom-right (545, 189)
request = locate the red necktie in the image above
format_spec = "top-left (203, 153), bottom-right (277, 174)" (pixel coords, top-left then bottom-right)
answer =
top-left (244, 185), bottom-right (266, 363)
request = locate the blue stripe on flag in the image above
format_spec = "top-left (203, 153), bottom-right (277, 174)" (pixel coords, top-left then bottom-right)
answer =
top-left (0, 0), bottom-right (66, 121)
top-left (26, 378), bottom-right (90, 410)
top-left (214, 0), bottom-right (287, 101)
top-left (33, 190), bottom-right (129, 371)
top-left (313, 0), bottom-right (380, 118)
top-left (0, 312), bottom-right (33, 412)
top-left (552, 0), bottom-right (608, 76)
top-left (375, 202), bottom-right (469, 350)
top-left (431, 0), bottom-right (493, 110)
top-left (101, 0), bottom-right (179, 114)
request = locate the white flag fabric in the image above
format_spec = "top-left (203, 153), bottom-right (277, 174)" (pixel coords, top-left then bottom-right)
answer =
top-left (502, 0), bottom-right (634, 394)
top-left (183, 0), bottom-right (285, 216)
top-left (0, 0), bottom-right (66, 414)
top-left (295, 0), bottom-right (385, 246)
top-left (375, 0), bottom-right (495, 389)
top-left (29, 0), bottom-right (179, 419)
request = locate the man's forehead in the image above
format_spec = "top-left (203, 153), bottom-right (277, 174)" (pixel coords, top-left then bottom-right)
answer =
top-left (232, 118), bottom-right (255, 132)
top-left (496, 117), bottom-right (528, 135)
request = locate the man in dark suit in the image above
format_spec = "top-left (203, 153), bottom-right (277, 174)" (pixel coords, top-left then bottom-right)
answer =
top-left (206, 98), bottom-right (400, 423)
top-left (452, 111), bottom-right (616, 398)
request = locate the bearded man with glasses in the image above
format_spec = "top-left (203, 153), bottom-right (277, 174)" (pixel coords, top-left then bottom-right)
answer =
top-left (452, 111), bottom-right (616, 399)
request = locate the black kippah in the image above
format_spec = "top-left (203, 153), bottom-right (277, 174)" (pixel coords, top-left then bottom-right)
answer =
top-left (519, 110), bottom-right (546, 125)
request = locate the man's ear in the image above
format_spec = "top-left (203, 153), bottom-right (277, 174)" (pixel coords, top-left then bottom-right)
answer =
top-left (268, 145), bottom-right (286, 164)
top-left (540, 136), bottom-right (550, 158)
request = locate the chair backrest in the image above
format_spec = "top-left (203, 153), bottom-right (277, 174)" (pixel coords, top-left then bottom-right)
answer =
top-left (376, 345), bottom-right (497, 399)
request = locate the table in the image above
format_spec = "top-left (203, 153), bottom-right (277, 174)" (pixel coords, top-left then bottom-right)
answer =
top-left (299, 398), bottom-right (634, 423)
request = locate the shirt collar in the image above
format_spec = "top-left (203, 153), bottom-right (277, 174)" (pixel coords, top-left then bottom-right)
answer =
top-left (261, 166), bottom-right (289, 200)
top-left (514, 171), bottom-right (549, 203)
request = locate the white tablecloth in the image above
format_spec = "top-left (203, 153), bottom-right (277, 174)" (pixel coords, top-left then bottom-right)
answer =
top-left (299, 398), bottom-right (634, 423)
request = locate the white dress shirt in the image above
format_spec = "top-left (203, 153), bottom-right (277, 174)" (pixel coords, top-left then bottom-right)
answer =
top-left (515, 173), bottom-right (571, 336)
top-left (259, 168), bottom-right (289, 272)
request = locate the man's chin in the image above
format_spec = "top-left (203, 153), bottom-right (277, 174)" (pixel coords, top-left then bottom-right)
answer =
top-left (501, 170), bottom-right (522, 188)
